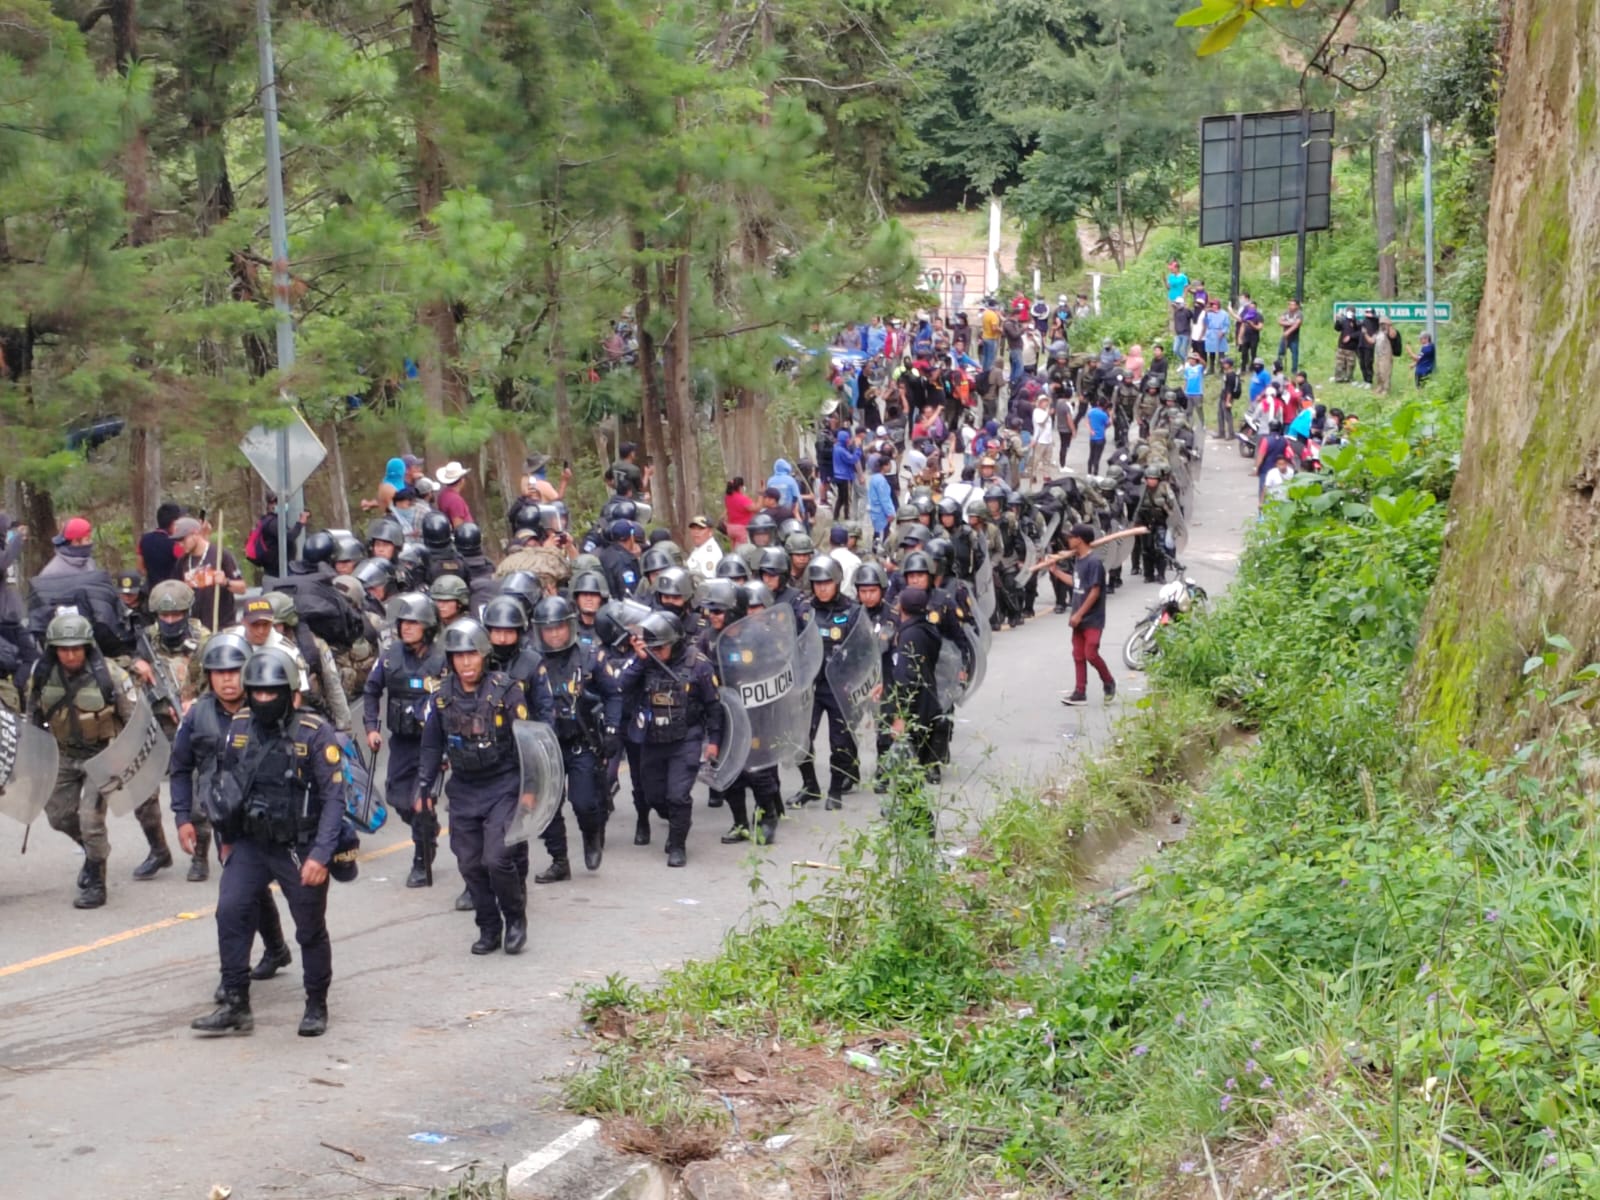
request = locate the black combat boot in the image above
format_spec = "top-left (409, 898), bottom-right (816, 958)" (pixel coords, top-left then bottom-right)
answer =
top-left (251, 942), bottom-right (294, 980)
top-left (131, 843), bottom-right (173, 880)
top-left (455, 888), bottom-right (474, 911)
top-left (504, 907), bottom-right (528, 956)
top-left (74, 859), bottom-right (107, 909)
top-left (757, 814), bottom-right (779, 845)
top-left (187, 831), bottom-right (210, 882)
top-left (665, 845), bottom-right (687, 868)
top-left (405, 845), bottom-right (432, 888)
top-left (534, 857), bottom-right (570, 884)
top-left (582, 828), bottom-right (604, 871)
top-left (707, 790), bottom-right (724, 809)
top-left (298, 993), bottom-right (328, 1038)
top-left (471, 926), bottom-right (502, 955)
top-left (634, 815), bottom-right (651, 845)
top-left (192, 990), bottom-right (253, 1036)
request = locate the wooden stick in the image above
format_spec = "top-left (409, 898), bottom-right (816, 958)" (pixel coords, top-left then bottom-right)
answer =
top-left (791, 860), bottom-right (843, 871)
top-left (320, 1141), bottom-right (366, 1163)
top-left (1029, 527), bottom-right (1149, 575)
top-left (211, 510), bottom-right (223, 631)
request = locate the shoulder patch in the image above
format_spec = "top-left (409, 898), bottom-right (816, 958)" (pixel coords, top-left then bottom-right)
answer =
top-left (516, 703), bottom-right (528, 719)
top-left (928, 610), bottom-right (940, 624)
top-left (324, 743), bottom-right (341, 764)
top-left (231, 734), bottom-right (249, 748)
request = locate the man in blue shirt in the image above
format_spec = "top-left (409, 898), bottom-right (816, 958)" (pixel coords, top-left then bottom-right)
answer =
top-left (1183, 353), bottom-right (1205, 413)
top-left (1248, 359), bottom-right (1272, 405)
top-left (1086, 399), bottom-right (1110, 474)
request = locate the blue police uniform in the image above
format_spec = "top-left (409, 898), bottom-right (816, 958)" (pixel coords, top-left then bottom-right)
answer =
top-left (530, 643), bottom-right (619, 869)
top-left (361, 639), bottom-right (446, 878)
top-left (796, 592), bottom-right (862, 806)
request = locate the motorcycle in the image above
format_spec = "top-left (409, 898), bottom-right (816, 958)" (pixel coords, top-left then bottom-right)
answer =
top-left (1122, 576), bottom-right (1208, 671)
top-left (1236, 410), bottom-right (1261, 459)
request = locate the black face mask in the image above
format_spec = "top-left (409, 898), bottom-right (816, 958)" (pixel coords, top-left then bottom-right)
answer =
top-left (158, 619), bottom-right (189, 650)
top-left (487, 639), bottom-right (520, 668)
top-left (248, 689), bottom-right (293, 727)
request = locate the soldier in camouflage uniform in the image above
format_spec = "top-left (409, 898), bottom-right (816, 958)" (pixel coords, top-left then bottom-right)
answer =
top-left (149, 580), bottom-right (216, 880)
top-left (266, 592), bottom-right (352, 732)
top-left (496, 527), bottom-right (571, 596)
top-left (105, 576), bottom-right (179, 881)
top-left (28, 614), bottom-right (145, 907)
top-left (330, 573), bottom-right (379, 698)
top-left (1134, 465), bottom-right (1179, 583)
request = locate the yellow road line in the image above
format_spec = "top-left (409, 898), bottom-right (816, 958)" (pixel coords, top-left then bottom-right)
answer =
top-left (0, 830), bottom-right (437, 979)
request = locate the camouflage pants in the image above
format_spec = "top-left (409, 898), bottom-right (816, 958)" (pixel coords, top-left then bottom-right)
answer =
top-left (44, 757), bottom-right (165, 864)
top-left (337, 643), bottom-right (376, 704)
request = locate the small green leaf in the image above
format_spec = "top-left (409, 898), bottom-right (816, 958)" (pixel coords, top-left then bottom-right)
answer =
top-left (1546, 633), bottom-right (1575, 653)
top-left (1524, 655), bottom-right (1546, 676)
top-left (1196, 11), bottom-right (1249, 55)
top-left (1176, 0), bottom-right (1238, 28)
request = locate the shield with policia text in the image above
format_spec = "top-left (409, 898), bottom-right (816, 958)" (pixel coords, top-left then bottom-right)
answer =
top-left (825, 612), bottom-right (882, 745)
top-left (716, 605), bottom-right (806, 769)
top-left (82, 695), bottom-right (171, 817)
top-left (0, 706), bottom-right (59, 825)
top-left (504, 720), bottom-right (567, 845)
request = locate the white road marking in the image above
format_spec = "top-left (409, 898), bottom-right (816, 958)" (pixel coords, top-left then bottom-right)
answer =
top-left (505, 1118), bottom-right (602, 1188)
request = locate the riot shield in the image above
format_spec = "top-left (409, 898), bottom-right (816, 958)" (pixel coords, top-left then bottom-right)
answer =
top-left (504, 720), bottom-right (567, 845)
top-left (0, 707), bottom-right (59, 825)
top-left (824, 614), bottom-right (882, 741)
top-left (716, 606), bottom-right (806, 770)
top-left (973, 561), bottom-right (997, 622)
top-left (342, 739), bottom-right (387, 834)
top-left (615, 598), bottom-right (652, 635)
top-left (1042, 511), bottom-right (1062, 550)
top-left (794, 613), bottom-right (824, 687)
top-left (82, 695), bottom-right (171, 817)
top-left (1170, 455), bottom-right (1193, 509)
top-left (956, 613), bottom-right (988, 706)
top-left (1166, 501), bottom-right (1190, 558)
top-left (935, 641), bottom-right (963, 710)
top-left (1022, 534), bottom-right (1039, 575)
top-left (706, 687), bottom-right (752, 790)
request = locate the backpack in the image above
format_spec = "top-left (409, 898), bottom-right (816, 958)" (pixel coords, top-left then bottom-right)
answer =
top-left (244, 517), bottom-right (271, 569)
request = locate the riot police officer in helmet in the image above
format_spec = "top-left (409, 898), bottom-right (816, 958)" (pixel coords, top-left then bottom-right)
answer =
top-left (415, 621), bottom-right (535, 955)
top-left (191, 647), bottom-right (346, 1037)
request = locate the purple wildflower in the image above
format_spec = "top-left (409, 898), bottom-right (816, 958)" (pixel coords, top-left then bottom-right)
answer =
top-left (1245, 1058), bottom-right (1258, 1074)
top-left (1178, 1161), bottom-right (1197, 1175)
top-left (1260, 1075), bottom-right (1274, 1089)
top-left (1377, 1163), bottom-right (1391, 1178)
top-left (1219, 1095), bottom-right (1232, 1112)
top-left (1201, 997), bottom-right (1212, 1010)
top-left (1174, 1012), bottom-right (1186, 1027)
top-left (1543, 1127), bottom-right (1557, 1141)
top-left (1544, 1154), bottom-right (1559, 1168)
top-left (1133, 1044), bottom-right (1149, 1057)
top-left (1484, 909), bottom-right (1500, 923)
top-left (1224, 1077), bottom-right (1237, 1091)
top-left (1251, 1038), bottom-right (1263, 1052)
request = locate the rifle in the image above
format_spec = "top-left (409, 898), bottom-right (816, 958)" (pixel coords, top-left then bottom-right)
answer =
top-left (416, 771), bottom-right (439, 885)
top-left (1027, 526), bottom-right (1149, 576)
top-left (134, 623), bottom-right (183, 717)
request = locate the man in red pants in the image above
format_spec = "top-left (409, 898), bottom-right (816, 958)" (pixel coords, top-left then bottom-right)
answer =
top-left (1049, 524), bottom-right (1116, 706)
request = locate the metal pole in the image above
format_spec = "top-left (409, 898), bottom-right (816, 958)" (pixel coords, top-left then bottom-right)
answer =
top-left (257, 0), bottom-right (298, 573)
top-left (1229, 114), bottom-right (1243, 305)
top-left (1422, 119), bottom-right (1437, 344)
top-left (1295, 109), bottom-right (1310, 305)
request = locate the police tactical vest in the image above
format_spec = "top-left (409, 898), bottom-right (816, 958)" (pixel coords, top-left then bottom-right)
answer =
top-left (539, 645), bottom-right (597, 744)
top-left (211, 713), bottom-right (326, 845)
top-left (186, 693), bottom-right (233, 808)
top-left (437, 674), bottom-right (518, 776)
top-left (381, 640), bottom-right (445, 739)
top-left (639, 652), bottom-right (702, 745)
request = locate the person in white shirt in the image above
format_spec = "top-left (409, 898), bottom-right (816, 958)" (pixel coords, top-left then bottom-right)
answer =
top-left (825, 525), bottom-right (861, 597)
top-left (1263, 455), bottom-right (1295, 506)
top-left (1028, 394), bottom-right (1057, 486)
top-left (684, 515), bottom-right (724, 583)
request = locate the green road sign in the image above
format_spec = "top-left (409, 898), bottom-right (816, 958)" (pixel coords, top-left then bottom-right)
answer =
top-left (1332, 300), bottom-right (1451, 323)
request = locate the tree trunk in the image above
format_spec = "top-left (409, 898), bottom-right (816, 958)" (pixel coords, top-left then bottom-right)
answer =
top-left (410, 0), bottom-right (484, 521)
top-left (545, 249), bottom-right (574, 464)
top-left (660, 236), bottom-right (699, 542)
top-left (632, 227), bottom-right (672, 529)
top-left (315, 420), bottom-right (352, 530)
top-left (1407, 0), bottom-right (1600, 752)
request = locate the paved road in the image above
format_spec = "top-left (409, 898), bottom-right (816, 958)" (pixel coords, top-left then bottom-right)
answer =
top-left (0, 427), bottom-right (1259, 1199)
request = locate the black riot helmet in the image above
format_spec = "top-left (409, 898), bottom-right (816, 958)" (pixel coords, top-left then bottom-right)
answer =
top-left (453, 522), bottom-right (483, 556)
top-left (440, 619), bottom-right (491, 656)
top-left (805, 553), bottom-right (844, 585)
top-left (594, 600), bottom-right (639, 650)
top-left (852, 561), bottom-right (889, 592)
top-left (198, 632), bottom-right (251, 673)
top-left (481, 594), bottom-right (529, 632)
top-left (636, 610), bottom-right (682, 649)
top-left (395, 542), bottom-right (430, 589)
top-left (925, 537), bottom-right (953, 576)
top-left (653, 566), bottom-right (693, 600)
top-left (570, 570), bottom-right (610, 599)
top-left (695, 578), bottom-right (741, 617)
top-left (420, 511), bottom-right (454, 551)
top-left (937, 496), bottom-right (963, 520)
top-left (242, 646), bottom-right (298, 727)
top-left (757, 547), bottom-right (791, 578)
top-left (332, 534), bottom-right (365, 565)
top-left (301, 530), bottom-right (335, 565)
top-left (394, 591), bottom-right (440, 632)
top-left (498, 571), bottom-right (543, 619)
top-left (912, 496), bottom-right (936, 518)
top-left (739, 581), bottom-right (775, 611)
top-left (746, 512), bottom-right (778, 541)
top-left (531, 595), bottom-right (578, 651)
top-left (353, 557), bottom-right (395, 592)
top-left (983, 482), bottom-right (1009, 504)
top-left (714, 556), bottom-right (751, 581)
top-left (777, 518), bottom-right (806, 543)
top-left (900, 551), bottom-right (933, 578)
top-left (898, 524), bottom-right (932, 549)
top-left (366, 516), bottom-right (405, 551)
top-left (640, 545), bottom-right (677, 577)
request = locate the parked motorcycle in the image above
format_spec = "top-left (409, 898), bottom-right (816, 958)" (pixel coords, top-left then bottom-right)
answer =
top-left (1122, 576), bottom-right (1208, 671)
top-left (1236, 411), bottom-right (1261, 459)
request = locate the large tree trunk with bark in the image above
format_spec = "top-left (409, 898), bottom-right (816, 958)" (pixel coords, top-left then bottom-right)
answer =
top-left (632, 227), bottom-right (673, 530)
top-left (1408, 0), bottom-right (1600, 752)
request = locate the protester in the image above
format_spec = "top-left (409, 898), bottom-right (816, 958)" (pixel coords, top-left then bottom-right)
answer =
top-left (176, 516), bottom-right (246, 632)
top-left (723, 478), bottom-right (756, 545)
top-left (434, 462), bottom-right (473, 528)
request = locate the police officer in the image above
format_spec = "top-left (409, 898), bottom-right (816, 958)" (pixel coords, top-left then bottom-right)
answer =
top-left (597, 521), bottom-right (643, 599)
top-left (362, 593), bottom-right (447, 889)
top-left (170, 633), bottom-right (293, 996)
top-left (421, 513), bottom-right (464, 582)
top-left (1135, 466), bottom-right (1178, 583)
top-left (887, 587), bottom-right (944, 827)
top-left (28, 613), bottom-right (145, 906)
top-left (735, 512), bottom-right (779, 572)
top-left (416, 620), bottom-right (534, 956)
top-left (366, 516), bottom-right (405, 561)
top-left (429, 573), bottom-right (471, 628)
top-left (617, 611), bottom-right (723, 868)
top-left (190, 647), bottom-right (345, 1037)
top-left (529, 597), bottom-right (613, 880)
top-left (453, 522), bottom-right (499, 611)
top-left (794, 554), bottom-right (862, 811)
top-left (852, 562), bottom-right (897, 794)
top-left (650, 567), bottom-right (703, 644)
top-left (702, 581), bottom-right (782, 846)
top-left (571, 570), bottom-right (610, 652)
top-left (784, 533), bottom-right (815, 598)
top-left (757, 547), bottom-right (810, 628)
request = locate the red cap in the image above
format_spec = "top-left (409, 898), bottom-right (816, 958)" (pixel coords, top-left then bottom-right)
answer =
top-left (60, 516), bottom-right (93, 541)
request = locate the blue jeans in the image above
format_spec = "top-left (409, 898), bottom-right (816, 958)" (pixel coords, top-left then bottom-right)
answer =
top-left (1278, 334), bottom-right (1299, 374)
top-left (1174, 334), bottom-right (1190, 360)
top-left (980, 338), bottom-right (998, 373)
